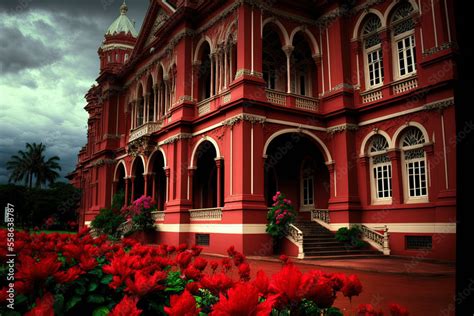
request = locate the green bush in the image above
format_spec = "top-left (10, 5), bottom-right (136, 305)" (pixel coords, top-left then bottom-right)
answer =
top-left (335, 225), bottom-right (368, 249)
top-left (91, 191), bottom-right (126, 239)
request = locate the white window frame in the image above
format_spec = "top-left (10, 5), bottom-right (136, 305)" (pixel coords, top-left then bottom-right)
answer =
top-left (401, 143), bottom-right (429, 203)
top-left (364, 43), bottom-right (384, 89)
top-left (370, 156), bottom-right (393, 205)
top-left (392, 29), bottom-right (417, 80)
top-left (300, 160), bottom-right (315, 211)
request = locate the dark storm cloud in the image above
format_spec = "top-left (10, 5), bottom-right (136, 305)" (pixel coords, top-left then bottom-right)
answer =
top-left (0, 23), bottom-right (61, 74)
top-left (0, 0), bottom-right (148, 184)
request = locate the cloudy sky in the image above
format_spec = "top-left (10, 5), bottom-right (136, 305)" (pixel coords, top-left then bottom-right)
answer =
top-left (0, 0), bottom-right (149, 184)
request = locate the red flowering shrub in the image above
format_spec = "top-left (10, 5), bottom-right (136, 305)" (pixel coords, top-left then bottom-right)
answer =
top-left (0, 229), bottom-right (408, 316)
top-left (266, 192), bottom-right (297, 240)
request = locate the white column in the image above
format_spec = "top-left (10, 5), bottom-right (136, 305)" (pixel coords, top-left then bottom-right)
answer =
top-left (210, 54), bottom-right (215, 96)
top-left (216, 53), bottom-right (220, 94)
top-left (283, 45), bottom-right (294, 94)
top-left (153, 86), bottom-right (158, 121)
top-left (130, 102), bottom-right (134, 129)
top-left (164, 81), bottom-right (169, 113)
top-left (229, 45), bottom-right (233, 84)
top-left (224, 47), bottom-right (228, 89)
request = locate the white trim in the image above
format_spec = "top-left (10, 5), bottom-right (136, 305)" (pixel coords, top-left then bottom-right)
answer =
top-left (145, 148), bottom-right (168, 174)
top-left (265, 118), bottom-right (326, 132)
top-left (314, 222), bottom-right (456, 234)
top-left (155, 223), bottom-right (267, 234)
top-left (131, 155), bottom-right (146, 176)
top-left (441, 114), bottom-right (449, 189)
top-left (261, 18), bottom-right (290, 46)
top-left (392, 31), bottom-right (417, 80)
top-left (251, 125), bottom-right (254, 194)
top-left (84, 221), bottom-right (91, 227)
top-left (251, 8), bottom-right (254, 73)
top-left (262, 128), bottom-right (333, 163)
top-left (193, 36), bottom-right (213, 62)
top-left (319, 29), bottom-right (325, 93)
top-left (419, 27), bottom-right (424, 53)
top-left (101, 43), bottom-right (135, 51)
top-left (359, 105), bottom-right (425, 127)
top-left (370, 160), bottom-right (393, 204)
top-left (443, 0), bottom-right (452, 42)
top-left (333, 168), bottom-right (337, 196)
top-left (114, 160), bottom-right (128, 180)
top-left (359, 130), bottom-right (393, 156)
top-left (189, 136), bottom-right (221, 168)
top-left (289, 26), bottom-right (320, 56)
top-left (392, 121), bottom-right (430, 147)
top-left (356, 52), bottom-right (360, 87)
top-left (352, 8), bottom-right (386, 40)
top-left (325, 28), bottom-right (331, 90)
top-left (383, 0), bottom-right (420, 22)
top-left (230, 128), bottom-right (233, 195)
top-left (162, 0), bottom-right (176, 12)
top-left (364, 43), bottom-right (384, 89)
top-left (431, 0), bottom-right (439, 47)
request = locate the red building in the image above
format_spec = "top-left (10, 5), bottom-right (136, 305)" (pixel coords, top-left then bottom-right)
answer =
top-left (69, 0), bottom-right (456, 261)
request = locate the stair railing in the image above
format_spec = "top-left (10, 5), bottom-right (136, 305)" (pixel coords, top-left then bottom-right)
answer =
top-left (287, 224), bottom-right (305, 259)
top-left (360, 225), bottom-right (390, 255)
top-left (310, 209), bottom-right (331, 229)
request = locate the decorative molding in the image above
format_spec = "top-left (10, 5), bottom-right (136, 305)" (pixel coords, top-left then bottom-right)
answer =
top-left (423, 97), bottom-right (454, 111)
top-left (235, 68), bottom-right (263, 79)
top-left (319, 82), bottom-right (355, 97)
top-left (222, 113), bottom-right (267, 127)
top-left (127, 136), bottom-right (156, 157)
top-left (177, 95), bottom-right (195, 103)
top-left (422, 42), bottom-right (457, 56)
top-left (327, 123), bottom-right (359, 134)
top-left (91, 158), bottom-right (115, 167)
top-left (161, 133), bottom-right (193, 145)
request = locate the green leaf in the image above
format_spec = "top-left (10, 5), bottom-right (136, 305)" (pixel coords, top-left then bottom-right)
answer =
top-left (66, 296), bottom-right (82, 311)
top-left (15, 294), bottom-right (28, 305)
top-left (92, 306), bottom-right (110, 316)
top-left (74, 284), bottom-right (86, 295)
top-left (100, 274), bottom-right (113, 284)
top-left (54, 294), bottom-right (64, 314)
top-left (87, 294), bottom-right (105, 304)
top-left (88, 282), bottom-right (98, 292)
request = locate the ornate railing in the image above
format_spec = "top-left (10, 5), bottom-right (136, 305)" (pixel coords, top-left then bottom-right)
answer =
top-left (295, 95), bottom-right (319, 112)
top-left (266, 89), bottom-right (287, 106)
top-left (197, 100), bottom-right (211, 116)
top-left (392, 77), bottom-right (418, 95)
top-left (117, 220), bottom-right (136, 237)
top-left (311, 209), bottom-right (330, 224)
top-left (189, 207), bottom-right (223, 221)
top-left (129, 121), bottom-right (162, 142)
top-left (360, 225), bottom-right (390, 255)
top-left (287, 224), bottom-right (304, 259)
top-left (361, 89), bottom-right (383, 103)
top-left (151, 211), bottom-right (165, 221)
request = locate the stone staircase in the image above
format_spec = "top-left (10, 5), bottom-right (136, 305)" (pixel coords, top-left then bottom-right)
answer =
top-left (293, 220), bottom-right (382, 258)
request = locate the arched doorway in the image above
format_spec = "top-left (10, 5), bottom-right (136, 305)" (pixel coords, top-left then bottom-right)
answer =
top-left (131, 157), bottom-right (145, 202)
top-left (149, 150), bottom-right (167, 211)
top-left (264, 132), bottom-right (329, 215)
top-left (113, 162), bottom-right (126, 207)
top-left (192, 140), bottom-right (223, 208)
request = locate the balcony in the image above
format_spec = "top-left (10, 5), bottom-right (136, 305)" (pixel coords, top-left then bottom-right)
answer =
top-left (129, 121), bottom-right (162, 142)
top-left (189, 207), bottom-right (223, 221)
top-left (265, 89), bottom-right (319, 112)
top-left (391, 76), bottom-right (418, 95)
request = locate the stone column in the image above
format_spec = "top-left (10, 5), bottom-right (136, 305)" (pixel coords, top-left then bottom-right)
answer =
top-left (215, 158), bottom-right (223, 207)
top-left (188, 167), bottom-right (196, 204)
top-left (283, 45), bottom-right (294, 93)
top-left (164, 167), bottom-right (170, 202)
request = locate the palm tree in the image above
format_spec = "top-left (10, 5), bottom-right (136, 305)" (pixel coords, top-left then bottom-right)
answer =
top-left (7, 142), bottom-right (62, 188)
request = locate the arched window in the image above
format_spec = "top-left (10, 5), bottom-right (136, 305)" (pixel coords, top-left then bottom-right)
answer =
top-left (368, 135), bottom-right (392, 203)
top-left (124, 54), bottom-right (129, 62)
top-left (136, 85), bottom-right (144, 127)
top-left (197, 41), bottom-right (212, 101)
top-left (292, 32), bottom-right (316, 97)
top-left (391, 2), bottom-right (416, 79)
top-left (362, 15), bottom-right (384, 88)
top-left (262, 25), bottom-right (287, 92)
top-left (301, 159), bottom-right (315, 208)
top-left (400, 127), bottom-right (428, 202)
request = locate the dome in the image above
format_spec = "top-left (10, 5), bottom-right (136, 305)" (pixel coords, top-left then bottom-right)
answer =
top-left (105, 1), bottom-right (138, 37)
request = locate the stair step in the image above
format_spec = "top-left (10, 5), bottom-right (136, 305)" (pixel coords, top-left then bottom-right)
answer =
top-left (304, 250), bottom-right (380, 256)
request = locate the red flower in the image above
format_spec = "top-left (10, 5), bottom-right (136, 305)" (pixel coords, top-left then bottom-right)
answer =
top-left (232, 252), bottom-right (246, 267)
top-left (252, 270), bottom-right (270, 295)
top-left (25, 292), bottom-right (54, 316)
top-left (110, 296), bottom-right (142, 316)
top-left (279, 255), bottom-right (290, 264)
top-left (178, 243), bottom-right (188, 252)
top-left (389, 303), bottom-right (409, 316)
top-left (186, 282), bottom-right (201, 295)
top-left (164, 290), bottom-right (200, 316)
top-left (184, 266), bottom-right (202, 280)
top-left (193, 257), bottom-right (208, 271)
top-left (269, 264), bottom-right (303, 306)
top-left (210, 283), bottom-right (275, 316)
top-left (357, 304), bottom-right (384, 316)
top-left (342, 274), bottom-right (363, 301)
top-left (221, 258), bottom-right (232, 271)
top-left (125, 270), bottom-right (167, 296)
top-left (227, 245), bottom-right (236, 256)
top-left (238, 263), bottom-right (251, 281)
top-left (54, 266), bottom-right (84, 284)
top-left (177, 251), bottom-right (194, 270)
top-left (210, 261), bottom-right (219, 272)
top-left (167, 245), bottom-right (176, 254)
top-left (79, 254), bottom-right (98, 271)
top-left (191, 245), bottom-right (203, 256)
top-left (330, 273), bottom-right (346, 291)
top-left (300, 275), bottom-right (336, 309)
top-left (200, 272), bottom-right (235, 295)
top-left (17, 254), bottom-right (61, 284)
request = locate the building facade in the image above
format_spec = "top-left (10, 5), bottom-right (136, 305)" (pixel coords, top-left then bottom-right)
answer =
top-left (69, 0), bottom-right (456, 260)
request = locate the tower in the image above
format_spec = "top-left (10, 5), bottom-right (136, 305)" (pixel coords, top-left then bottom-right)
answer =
top-left (98, 1), bottom-right (138, 73)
